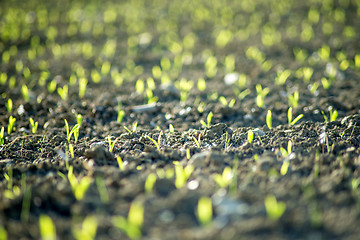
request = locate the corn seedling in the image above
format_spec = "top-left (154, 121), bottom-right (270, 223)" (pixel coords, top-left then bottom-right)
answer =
top-left (73, 215), bottom-right (98, 240)
top-left (124, 122), bottom-right (137, 133)
top-left (39, 214), bottom-right (56, 240)
top-left (197, 78), bottom-right (206, 91)
top-left (280, 140), bottom-right (293, 157)
top-left (229, 158), bottom-right (239, 195)
top-left (112, 201), bottom-right (144, 239)
top-left (107, 136), bottom-right (118, 153)
top-left (266, 110), bottom-right (272, 129)
top-left (200, 111), bottom-right (213, 128)
top-left (287, 107), bottom-right (303, 125)
top-left (219, 96), bottom-right (236, 108)
top-left (76, 114), bottom-right (83, 126)
top-left (21, 85), bottom-right (30, 102)
top-left (96, 176), bottom-right (109, 204)
top-left (247, 130), bottom-right (254, 143)
top-left (79, 77), bottom-right (88, 98)
top-left (193, 135), bottom-right (201, 148)
top-left (321, 109), bottom-right (338, 122)
top-left (288, 91), bottom-right (299, 108)
top-left (6, 98), bottom-right (12, 113)
top-left (64, 119), bottom-right (80, 143)
top-left (0, 226), bottom-right (7, 240)
top-left (186, 148), bottom-right (191, 160)
top-left (0, 127), bottom-right (4, 145)
top-left (117, 103), bottom-right (125, 123)
top-left (237, 88), bottom-right (251, 100)
top-left (280, 160), bottom-right (290, 176)
top-left (146, 133), bottom-right (161, 151)
top-left (116, 156), bottom-right (125, 170)
top-left (57, 85), bottom-right (68, 100)
top-left (264, 195), bottom-right (286, 220)
top-left (3, 169), bottom-right (21, 199)
top-left (69, 144), bottom-right (75, 158)
top-left (275, 69), bottom-right (291, 85)
top-left (213, 166), bottom-right (233, 188)
top-left (8, 116), bottom-right (16, 134)
top-left (197, 196), bottom-right (213, 226)
top-left (21, 174), bottom-right (31, 223)
top-left (205, 56), bottom-right (218, 78)
top-left (256, 84), bottom-right (269, 108)
top-left (169, 124), bottom-right (175, 133)
top-left (174, 163), bottom-right (194, 188)
top-left (68, 166), bottom-right (92, 201)
top-left (145, 173), bottom-right (157, 194)
top-left (309, 82), bottom-right (319, 95)
top-left (224, 131), bottom-right (232, 150)
top-left (29, 118), bottom-right (38, 134)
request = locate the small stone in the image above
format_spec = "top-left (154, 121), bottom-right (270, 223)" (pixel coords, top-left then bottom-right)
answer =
top-left (250, 128), bottom-right (265, 137)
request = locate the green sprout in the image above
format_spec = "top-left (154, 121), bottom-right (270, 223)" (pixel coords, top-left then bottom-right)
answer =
top-left (107, 136), bottom-right (118, 153)
top-left (213, 166), bottom-right (233, 188)
top-left (39, 214), bottom-right (56, 240)
top-left (287, 107), bottom-right (303, 125)
top-left (309, 82), bottom-right (319, 95)
top-left (169, 124), bottom-right (175, 133)
top-left (57, 85), bottom-right (68, 100)
top-left (113, 201), bottom-right (144, 239)
top-left (69, 143), bottom-right (75, 158)
top-left (64, 119), bottom-right (80, 143)
top-left (0, 127), bottom-right (4, 145)
top-left (264, 195), bottom-right (286, 220)
top-left (266, 110), bottom-right (272, 129)
top-left (124, 122), bottom-right (137, 133)
top-left (247, 130), bottom-right (254, 143)
top-left (200, 111), bottom-right (213, 128)
top-left (0, 226), bottom-right (7, 240)
top-left (29, 118), bottom-right (38, 134)
top-left (219, 96), bottom-right (236, 108)
top-left (275, 69), bottom-right (291, 85)
top-left (174, 163), bottom-right (194, 188)
top-left (288, 90), bottom-right (299, 108)
top-left (197, 78), bottom-right (206, 91)
top-left (76, 114), bottom-right (83, 126)
top-left (79, 77), bottom-right (88, 98)
top-left (21, 85), bottom-right (30, 102)
top-left (8, 116), bottom-right (16, 134)
top-left (193, 135), bottom-right (201, 148)
top-left (145, 173), bottom-right (157, 194)
top-left (117, 103), bottom-right (125, 123)
top-left (6, 98), bottom-right (12, 113)
top-left (116, 156), bottom-right (125, 170)
top-left (21, 173), bottom-right (31, 223)
top-left (237, 88), bottom-right (251, 100)
top-left (256, 84), bottom-right (269, 108)
top-left (197, 196), bottom-right (213, 226)
top-left (280, 140), bottom-right (293, 157)
top-left (205, 56), bottom-right (218, 78)
top-left (280, 160), bottom-right (290, 176)
top-left (321, 109), bottom-right (338, 122)
top-left (68, 166), bottom-right (92, 201)
top-left (73, 215), bottom-right (98, 240)
top-left (96, 176), bottom-right (109, 204)
top-left (146, 133), bottom-right (161, 151)
top-left (224, 131), bottom-right (232, 150)
top-left (3, 168), bottom-right (21, 199)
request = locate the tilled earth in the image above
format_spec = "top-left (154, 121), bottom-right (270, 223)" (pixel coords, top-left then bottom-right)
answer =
top-left (1, 0), bottom-right (360, 239)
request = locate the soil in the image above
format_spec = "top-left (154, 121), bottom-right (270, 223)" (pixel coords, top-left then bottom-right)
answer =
top-left (1, 0), bottom-right (360, 239)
